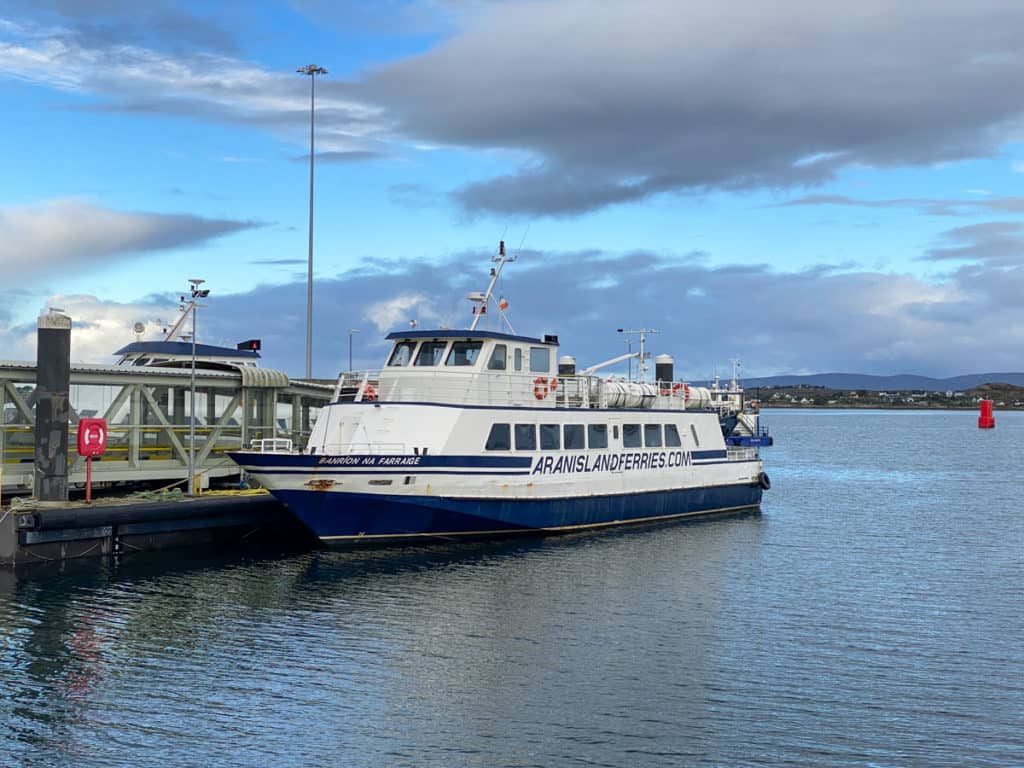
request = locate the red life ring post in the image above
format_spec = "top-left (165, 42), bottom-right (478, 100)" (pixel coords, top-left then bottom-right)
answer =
top-left (77, 418), bottom-right (108, 504)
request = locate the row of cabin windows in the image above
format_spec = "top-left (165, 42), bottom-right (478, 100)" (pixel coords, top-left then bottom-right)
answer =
top-left (485, 422), bottom-right (689, 451)
top-left (388, 340), bottom-right (551, 372)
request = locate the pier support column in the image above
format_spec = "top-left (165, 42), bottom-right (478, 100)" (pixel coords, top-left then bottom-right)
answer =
top-left (173, 388), bottom-right (186, 425)
top-left (33, 310), bottom-right (72, 502)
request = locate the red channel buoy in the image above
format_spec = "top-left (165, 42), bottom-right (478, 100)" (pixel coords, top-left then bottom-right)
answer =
top-left (978, 399), bottom-right (995, 429)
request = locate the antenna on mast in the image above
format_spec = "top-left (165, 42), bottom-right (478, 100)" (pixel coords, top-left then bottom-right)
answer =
top-left (730, 357), bottom-right (742, 391)
top-left (616, 328), bottom-right (658, 382)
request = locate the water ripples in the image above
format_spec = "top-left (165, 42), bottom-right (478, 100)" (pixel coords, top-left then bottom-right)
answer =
top-left (1, 411), bottom-right (1022, 766)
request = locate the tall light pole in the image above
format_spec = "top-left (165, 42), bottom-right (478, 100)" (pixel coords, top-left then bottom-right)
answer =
top-left (298, 63), bottom-right (327, 380)
top-left (348, 328), bottom-right (360, 372)
top-left (186, 278), bottom-right (209, 496)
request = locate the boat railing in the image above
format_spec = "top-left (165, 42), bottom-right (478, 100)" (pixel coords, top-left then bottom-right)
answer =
top-left (331, 369), bottom-right (712, 410)
top-left (318, 442), bottom-right (406, 455)
top-left (333, 371), bottom-right (383, 403)
top-left (250, 438), bottom-right (295, 454)
top-left (726, 447), bottom-right (758, 462)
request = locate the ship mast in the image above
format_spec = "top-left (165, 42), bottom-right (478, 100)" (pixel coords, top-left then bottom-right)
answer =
top-left (616, 328), bottom-right (658, 382)
top-left (468, 241), bottom-right (516, 333)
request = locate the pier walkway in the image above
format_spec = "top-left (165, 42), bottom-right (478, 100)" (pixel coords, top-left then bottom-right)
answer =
top-left (0, 361), bottom-right (332, 493)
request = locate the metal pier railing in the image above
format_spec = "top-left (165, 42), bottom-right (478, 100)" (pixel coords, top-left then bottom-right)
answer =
top-left (0, 361), bottom-right (333, 493)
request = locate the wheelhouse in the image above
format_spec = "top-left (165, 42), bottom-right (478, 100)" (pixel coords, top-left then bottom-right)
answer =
top-left (383, 330), bottom-right (559, 376)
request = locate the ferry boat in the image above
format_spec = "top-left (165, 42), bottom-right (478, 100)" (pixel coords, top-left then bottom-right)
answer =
top-left (229, 244), bottom-right (770, 542)
top-left (114, 280), bottom-right (263, 372)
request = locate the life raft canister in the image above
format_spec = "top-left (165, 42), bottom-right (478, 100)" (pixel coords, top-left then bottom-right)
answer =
top-left (533, 377), bottom-right (549, 400)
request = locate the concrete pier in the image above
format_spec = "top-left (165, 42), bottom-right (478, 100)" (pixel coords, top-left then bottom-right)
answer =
top-left (0, 493), bottom-right (318, 567)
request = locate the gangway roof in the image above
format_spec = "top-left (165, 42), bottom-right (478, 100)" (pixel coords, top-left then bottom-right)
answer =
top-left (114, 341), bottom-right (260, 360)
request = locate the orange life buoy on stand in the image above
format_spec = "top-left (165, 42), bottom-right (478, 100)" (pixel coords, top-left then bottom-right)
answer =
top-left (533, 377), bottom-right (548, 400)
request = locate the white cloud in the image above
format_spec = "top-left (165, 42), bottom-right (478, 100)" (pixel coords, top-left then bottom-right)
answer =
top-left (0, 199), bottom-right (259, 277)
top-left (353, 0), bottom-right (1024, 215)
top-left (0, 294), bottom-right (173, 364)
top-left (2, 237), bottom-right (1020, 378)
top-left (365, 292), bottom-right (443, 332)
top-left (182, 240), bottom-right (1024, 378)
top-left (0, 22), bottom-right (386, 155)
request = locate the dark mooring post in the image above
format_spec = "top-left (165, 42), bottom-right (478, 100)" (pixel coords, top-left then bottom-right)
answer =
top-left (34, 309), bottom-right (72, 501)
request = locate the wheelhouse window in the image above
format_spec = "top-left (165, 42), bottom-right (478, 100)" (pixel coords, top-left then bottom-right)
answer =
top-left (446, 341), bottom-right (483, 366)
top-left (587, 424), bottom-right (608, 449)
top-left (623, 423), bottom-right (642, 448)
top-left (388, 341), bottom-right (416, 367)
top-left (644, 424), bottom-right (662, 448)
top-left (690, 424), bottom-right (700, 446)
top-left (529, 347), bottom-right (550, 373)
top-left (665, 424), bottom-right (682, 447)
top-left (539, 424), bottom-right (560, 450)
top-left (488, 344), bottom-right (507, 370)
top-left (485, 423), bottom-right (511, 451)
top-left (563, 424), bottom-right (585, 450)
top-left (514, 424), bottom-right (536, 451)
top-left (514, 348), bottom-right (523, 371)
top-left (414, 341), bottom-right (448, 366)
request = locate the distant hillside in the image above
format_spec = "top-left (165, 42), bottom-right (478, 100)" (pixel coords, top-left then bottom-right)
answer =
top-left (729, 372), bottom-right (1024, 392)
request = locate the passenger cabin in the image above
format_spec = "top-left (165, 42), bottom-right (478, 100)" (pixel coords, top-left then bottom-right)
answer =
top-left (372, 330), bottom-right (564, 407)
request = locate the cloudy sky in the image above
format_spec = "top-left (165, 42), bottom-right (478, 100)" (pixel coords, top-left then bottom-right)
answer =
top-left (2, 0), bottom-right (1024, 378)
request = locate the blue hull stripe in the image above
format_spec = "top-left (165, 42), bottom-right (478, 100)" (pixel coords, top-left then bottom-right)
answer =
top-left (229, 452), bottom-right (533, 469)
top-left (230, 450), bottom-right (729, 471)
top-left (247, 458), bottom-right (753, 477)
top-left (261, 469), bottom-right (532, 476)
top-left (272, 483), bottom-right (763, 541)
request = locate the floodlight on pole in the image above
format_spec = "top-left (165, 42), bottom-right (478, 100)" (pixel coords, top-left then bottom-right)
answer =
top-left (298, 63), bottom-right (327, 379)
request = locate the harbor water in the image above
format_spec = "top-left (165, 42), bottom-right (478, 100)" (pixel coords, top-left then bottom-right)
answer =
top-left (1, 410), bottom-right (1021, 767)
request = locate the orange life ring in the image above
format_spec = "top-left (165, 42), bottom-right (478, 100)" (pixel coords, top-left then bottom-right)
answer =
top-left (364, 384), bottom-right (377, 401)
top-left (533, 377), bottom-right (548, 400)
